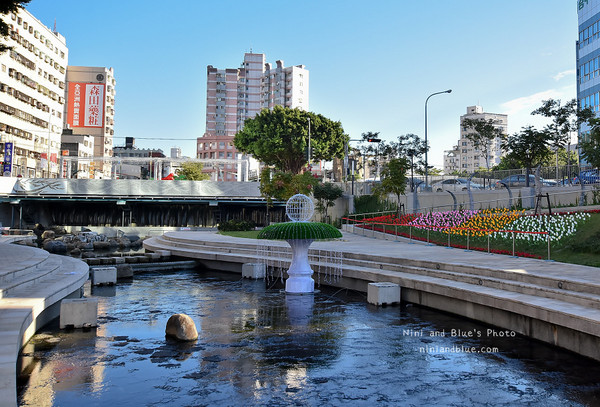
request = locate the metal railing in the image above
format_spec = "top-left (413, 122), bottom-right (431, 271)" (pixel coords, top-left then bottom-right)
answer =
top-left (343, 218), bottom-right (552, 260)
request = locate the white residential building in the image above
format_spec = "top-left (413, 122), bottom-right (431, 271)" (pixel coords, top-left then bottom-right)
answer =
top-left (444, 105), bottom-right (507, 174)
top-left (0, 8), bottom-right (68, 177)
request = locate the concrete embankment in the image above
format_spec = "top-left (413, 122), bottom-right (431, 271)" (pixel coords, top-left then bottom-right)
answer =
top-left (144, 230), bottom-right (600, 362)
top-left (0, 241), bottom-right (88, 407)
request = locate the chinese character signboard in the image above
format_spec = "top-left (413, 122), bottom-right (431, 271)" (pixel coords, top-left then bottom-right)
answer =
top-left (66, 82), bottom-right (105, 128)
top-left (3, 142), bottom-right (12, 173)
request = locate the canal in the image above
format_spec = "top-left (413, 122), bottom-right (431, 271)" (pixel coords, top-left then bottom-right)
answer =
top-left (17, 267), bottom-right (600, 406)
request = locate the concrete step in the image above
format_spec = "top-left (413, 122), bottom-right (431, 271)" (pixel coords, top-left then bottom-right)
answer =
top-left (0, 256), bottom-right (63, 299)
top-left (0, 244), bottom-right (50, 285)
top-left (0, 249), bottom-right (89, 407)
top-left (148, 234), bottom-right (600, 311)
top-left (145, 234), bottom-right (600, 336)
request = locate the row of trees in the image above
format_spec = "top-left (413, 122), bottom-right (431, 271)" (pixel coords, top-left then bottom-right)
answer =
top-left (233, 98), bottom-right (600, 220)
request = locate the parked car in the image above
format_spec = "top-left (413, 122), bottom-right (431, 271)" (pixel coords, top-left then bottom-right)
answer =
top-left (406, 178), bottom-right (430, 192)
top-left (495, 174), bottom-right (555, 188)
top-left (573, 169), bottom-right (600, 185)
top-left (431, 178), bottom-right (483, 192)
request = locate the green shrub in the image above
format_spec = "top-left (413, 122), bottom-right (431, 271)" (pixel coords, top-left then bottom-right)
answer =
top-left (353, 195), bottom-right (395, 214)
top-left (218, 219), bottom-right (256, 232)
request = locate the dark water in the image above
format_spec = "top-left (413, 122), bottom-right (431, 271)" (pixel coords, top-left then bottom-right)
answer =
top-left (17, 269), bottom-right (600, 406)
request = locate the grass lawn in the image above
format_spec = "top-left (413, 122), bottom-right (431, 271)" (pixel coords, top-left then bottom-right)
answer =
top-left (218, 230), bottom-right (261, 239)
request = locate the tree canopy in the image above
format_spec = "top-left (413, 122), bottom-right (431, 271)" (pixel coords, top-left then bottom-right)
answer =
top-left (259, 168), bottom-right (318, 204)
top-left (234, 106), bottom-right (348, 174)
top-left (373, 157), bottom-right (409, 216)
top-left (1, 1), bottom-right (30, 54)
top-left (175, 162), bottom-right (210, 181)
top-left (313, 182), bottom-right (344, 222)
top-left (461, 118), bottom-right (506, 171)
top-left (531, 98), bottom-right (593, 151)
top-left (501, 126), bottom-right (551, 186)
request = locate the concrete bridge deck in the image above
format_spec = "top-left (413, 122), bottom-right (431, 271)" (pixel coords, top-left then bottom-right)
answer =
top-left (143, 229), bottom-right (600, 362)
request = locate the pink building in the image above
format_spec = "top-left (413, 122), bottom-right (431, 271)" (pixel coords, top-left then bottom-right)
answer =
top-left (198, 52), bottom-right (309, 181)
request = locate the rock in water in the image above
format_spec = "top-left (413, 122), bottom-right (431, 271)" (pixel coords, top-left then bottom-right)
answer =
top-left (165, 314), bottom-right (198, 341)
top-left (43, 240), bottom-right (67, 254)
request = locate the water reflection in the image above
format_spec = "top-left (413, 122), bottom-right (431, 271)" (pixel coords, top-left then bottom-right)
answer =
top-left (17, 269), bottom-right (600, 406)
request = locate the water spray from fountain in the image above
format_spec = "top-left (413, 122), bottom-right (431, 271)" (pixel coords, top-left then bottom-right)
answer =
top-left (258, 194), bottom-right (343, 294)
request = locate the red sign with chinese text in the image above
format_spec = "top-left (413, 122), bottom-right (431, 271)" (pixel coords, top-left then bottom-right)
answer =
top-left (66, 82), bottom-right (105, 128)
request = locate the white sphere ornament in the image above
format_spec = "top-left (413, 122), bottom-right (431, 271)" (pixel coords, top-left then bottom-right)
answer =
top-left (286, 194), bottom-right (314, 222)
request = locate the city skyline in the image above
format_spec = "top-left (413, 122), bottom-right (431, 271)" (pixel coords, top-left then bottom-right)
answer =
top-left (26, 0), bottom-right (578, 168)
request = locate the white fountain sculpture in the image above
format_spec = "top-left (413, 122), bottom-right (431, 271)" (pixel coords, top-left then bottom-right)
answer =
top-left (258, 194), bottom-right (342, 294)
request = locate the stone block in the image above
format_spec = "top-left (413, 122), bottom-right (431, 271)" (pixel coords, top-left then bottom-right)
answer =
top-left (116, 264), bottom-right (134, 279)
top-left (87, 258), bottom-right (101, 266)
top-left (367, 282), bottom-right (400, 306)
top-left (124, 256), bottom-right (139, 264)
top-left (154, 250), bottom-right (171, 259)
top-left (242, 263), bottom-right (266, 279)
top-left (98, 257), bottom-right (113, 265)
top-left (145, 252), bottom-right (161, 261)
top-left (91, 267), bottom-right (117, 286)
top-left (113, 257), bottom-right (126, 264)
top-left (137, 256), bottom-right (150, 263)
top-left (60, 298), bottom-right (98, 329)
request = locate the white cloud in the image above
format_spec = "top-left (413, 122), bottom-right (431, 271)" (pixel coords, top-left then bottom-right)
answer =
top-left (500, 89), bottom-right (563, 116)
top-left (499, 86), bottom-right (577, 134)
top-left (553, 69), bottom-right (576, 81)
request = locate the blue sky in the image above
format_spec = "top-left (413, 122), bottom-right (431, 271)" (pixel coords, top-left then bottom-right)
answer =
top-left (27, 0), bottom-right (578, 167)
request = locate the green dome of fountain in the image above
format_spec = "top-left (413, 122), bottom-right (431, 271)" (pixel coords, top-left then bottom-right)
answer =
top-left (258, 221), bottom-right (342, 241)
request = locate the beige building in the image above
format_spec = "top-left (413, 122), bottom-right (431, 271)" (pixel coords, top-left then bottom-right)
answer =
top-left (63, 66), bottom-right (116, 178)
top-left (0, 8), bottom-right (68, 177)
top-left (60, 129), bottom-right (93, 178)
top-left (444, 105), bottom-right (507, 174)
top-left (199, 52), bottom-right (309, 181)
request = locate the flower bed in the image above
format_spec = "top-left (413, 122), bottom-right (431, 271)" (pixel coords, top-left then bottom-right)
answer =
top-left (352, 209), bottom-right (592, 260)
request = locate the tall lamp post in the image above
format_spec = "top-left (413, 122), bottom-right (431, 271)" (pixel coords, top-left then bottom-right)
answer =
top-left (425, 89), bottom-right (452, 190)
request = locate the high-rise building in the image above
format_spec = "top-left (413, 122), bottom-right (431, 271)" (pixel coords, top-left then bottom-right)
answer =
top-left (64, 66), bottom-right (116, 178)
top-left (199, 52), bottom-right (309, 181)
top-left (577, 0), bottom-right (600, 161)
top-left (0, 8), bottom-right (68, 178)
top-left (170, 147), bottom-right (181, 159)
top-left (444, 106), bottom-right (507, 174)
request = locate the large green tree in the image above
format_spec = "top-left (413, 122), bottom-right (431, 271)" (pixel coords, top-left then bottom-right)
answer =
top-left (531, 98), bottom-right (593, 177)
top-left (1, 1), bottom-right (30, 54)
top-left (234, 106), bottom-right (348, 174)
top-left (259, 168), bottom-right (318, 204)
top-left (175, 162), bottom-right (210, 180)
top-left (501, 126), bottom-right (551, 186)
top-left (390, 133), bottom-right (427, 186)
top-left (372, 157), bottom-right (408, 216)
top-left (461, 118), bottom-right (506, 171)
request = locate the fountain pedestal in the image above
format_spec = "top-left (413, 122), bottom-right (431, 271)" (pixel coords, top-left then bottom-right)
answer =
top-left (285, 239), bottom-right (315, 294)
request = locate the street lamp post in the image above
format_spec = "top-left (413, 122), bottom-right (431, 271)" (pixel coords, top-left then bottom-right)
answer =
top-left (425, 89), bottom-right (452, 190)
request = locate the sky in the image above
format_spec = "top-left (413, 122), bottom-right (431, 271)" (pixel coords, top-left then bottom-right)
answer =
top-left (26, 0), bottom-right (579, 168)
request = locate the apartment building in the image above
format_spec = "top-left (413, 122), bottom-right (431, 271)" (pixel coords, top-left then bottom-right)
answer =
top-left (63, 65), bottom-right (116, 178)
top-left (60, 129), bottom-right (93, 178)
top-left (0, 8), bottom-right (68, 177)
top-left (444, 106), bottom-right (507, 174)
top-left (199, 52), bottom-right (309, 181)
